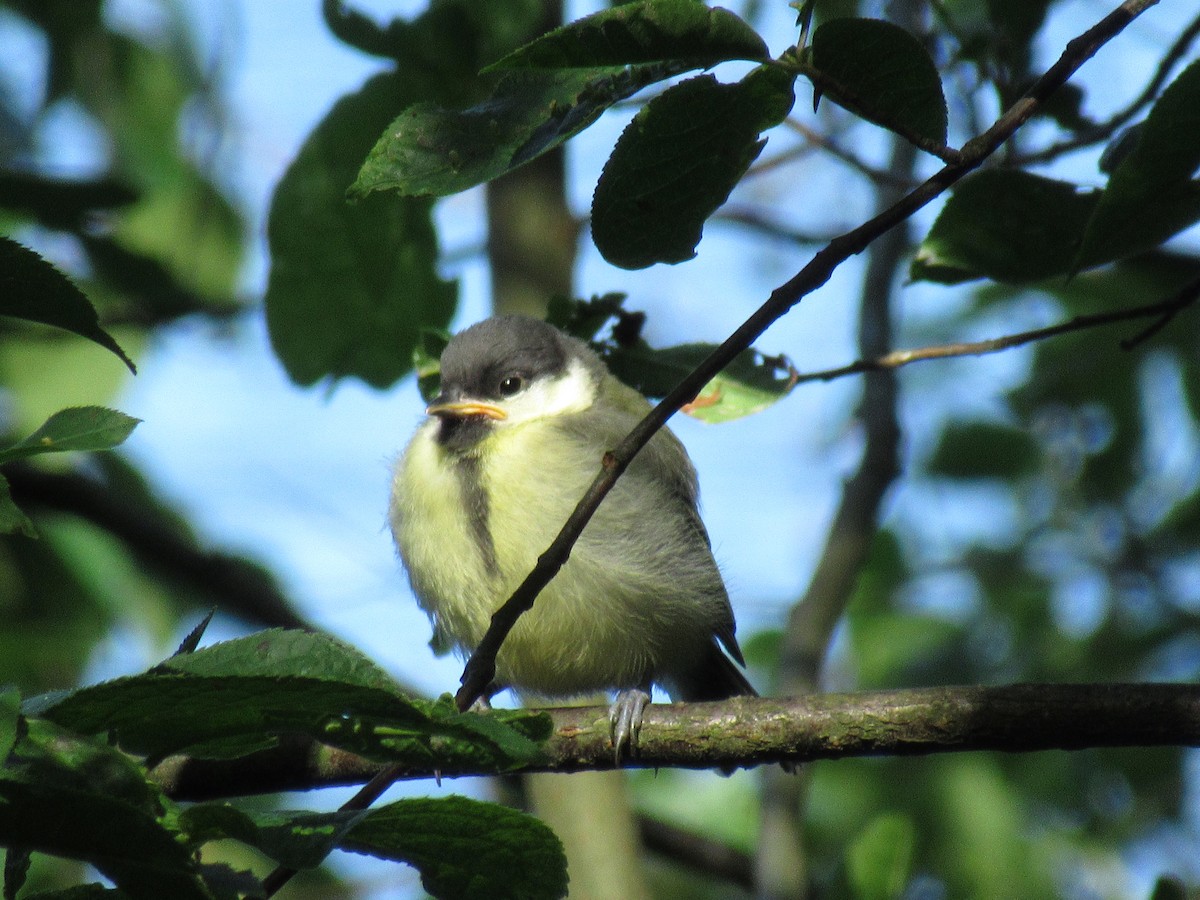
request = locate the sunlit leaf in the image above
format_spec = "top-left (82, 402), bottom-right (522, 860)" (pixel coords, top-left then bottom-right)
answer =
top-left (487, 0), bottom-right (768, 71)
top-left (350, 65), bottom-right (668, 199)
top-left (0, 407), bottom-right (140, 465)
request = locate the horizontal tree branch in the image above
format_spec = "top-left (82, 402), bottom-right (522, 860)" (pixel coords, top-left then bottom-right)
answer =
top-left (153, 682), bottom-right (1200, 801)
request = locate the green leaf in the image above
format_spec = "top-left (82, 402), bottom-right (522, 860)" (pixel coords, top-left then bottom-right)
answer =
top-left (928, 422), bottom-right (1040, 480)
top-left (846, 813), bottom-right (916, 900)
top-left (0, 472), bottom-right (37, 538)
top-left (159, 628), bottom-right (402, 690)
top-left (811, 17), bottom-right (947, 146)
top-left (0, 237), bottom-right (136, 374)
top-left (241, 807), bottom-right (366, 870)
top-left (265, 71), bottom-right (456, 388)
top-left (604, 340), bottom-right (797, 422)
top-left (350, 65), bottom-right (667, 200)
top-left (487, 0), bottom-right (768, 71)
top-left (0, 407), bottom-right (140, 465)
top-left (37, 630), bottom-right (549, 770)
top-left (341, 796), bottom-right (568, 900)
top-left (911, 171), bottom-right (1100, 284)
top-left (1, 720), bottom-right (210, 900)
top-left (1077, 60), bottom-right (1200, 270)
top-left (592, 66), bottom-right (794, 268)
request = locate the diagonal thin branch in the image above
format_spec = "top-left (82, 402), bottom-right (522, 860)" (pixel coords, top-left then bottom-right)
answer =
top-left (455, 0), bottom-right (1163, 712)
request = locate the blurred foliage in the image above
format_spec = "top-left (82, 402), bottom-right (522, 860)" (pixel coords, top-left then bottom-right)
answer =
top-left (2, 0), bottom-right (1200, 898)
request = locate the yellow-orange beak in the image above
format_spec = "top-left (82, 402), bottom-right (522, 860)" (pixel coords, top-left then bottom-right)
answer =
top-left (426, 400), bottom-right (507, 420)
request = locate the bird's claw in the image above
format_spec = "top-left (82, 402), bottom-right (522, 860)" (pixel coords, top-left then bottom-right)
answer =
top-left (608, 688), bottom-right (651, 766)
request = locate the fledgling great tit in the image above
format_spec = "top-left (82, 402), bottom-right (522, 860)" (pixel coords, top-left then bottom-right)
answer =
top-left (389, 315), bottom-right (755, 755)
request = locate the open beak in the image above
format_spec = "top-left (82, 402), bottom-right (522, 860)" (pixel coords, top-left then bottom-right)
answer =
top-left (426, 399), bottom-right (507, 420)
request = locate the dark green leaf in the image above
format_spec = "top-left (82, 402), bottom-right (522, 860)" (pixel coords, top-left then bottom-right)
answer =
top-left (846, 813), bottom-right (916, 900)
top-left (265, 72), bottom-right (456, 388)
top-left (592, 66), bottom-right (794, 269)
top-left (350, 65), bottom-right (667, 200)
top-left (0, 686), bottom-right (19, 764)
top-left (0, 473), bottom-right (37, 538)
top-left (1077, 60), bottom-right (1200, 269)
top-left (37, 673), bottom-right (421, 760)
top-left (928, 422), bottom-right (1040, 480)
top-left (172, 609), bottom-right (216, 657)
top-left (487, 0), bottom-right (768, 71)
top-left (341, 796), bottom-right (568, 900)
top-left (1, 720), bottom-right (209, 900)
top-left (248, 808), bottom-right (368, 870)
top-left (0, 407), bottom-right (140, 465)
top-left (4, 847), bottom-right (31, 900)
top-left (38, 630), bottom-right (548, 769)
top-left (911, 171), bottom-right (1099, 284)
top-left (811, 17), bottom-right (947, 146)
top-left (0, 237), bottom-right (136, 373)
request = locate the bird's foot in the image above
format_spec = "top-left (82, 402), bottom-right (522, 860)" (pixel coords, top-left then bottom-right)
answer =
top-left (608, 688), bottom-right (651, 766)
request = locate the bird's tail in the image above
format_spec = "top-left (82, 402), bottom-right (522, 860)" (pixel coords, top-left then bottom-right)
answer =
top-left (673, 642), bottom-right (758, 702)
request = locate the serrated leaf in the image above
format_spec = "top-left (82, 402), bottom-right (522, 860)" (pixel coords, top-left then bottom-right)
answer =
top-left (341, 796), bottom-right (568, 900)
top-left (1077, 60), bottom-right (1200, 270)
top-left (604, 340), bottom-right (796, 421)
top-left (811, 17), bottom-right (947, 146)
top-left (487, 0), bottom-right (767, 71)
top-left (847, 813), bottom-right (916, 900)
top-left (911, 171), bottom-right (1100, 284)
top-left (37, 631), bottom-right (549, 770)
top-left (0, 472), bottom-right (37, 538)
top-left (351, 65), bottom-right (671, 200)
top-left (0, 407), bottom-right (140, 465)
top-left (265, 71), bottom-right (456, 388)
top-left (1, 720), bottom-right (208, 900)
top-left (0, 237), bottom-right (136, 374)
top-left (592, 66), bottom-right (794, 269)
top-left (159, 628), bottom-right (402, 690)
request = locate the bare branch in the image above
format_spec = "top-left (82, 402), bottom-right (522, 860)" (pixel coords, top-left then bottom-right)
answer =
top-left (1016, 10), bottom-right (1200, 166)
top-left (796, 272), bottom-right (1200, 384)
top-left (455, 0), bottom-right (1163, 712)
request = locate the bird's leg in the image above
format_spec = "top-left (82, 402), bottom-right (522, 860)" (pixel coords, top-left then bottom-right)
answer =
top-left (608, 686), bottom-right (652, 765)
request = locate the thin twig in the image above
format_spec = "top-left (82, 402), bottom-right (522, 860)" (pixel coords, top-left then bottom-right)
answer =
top-left (455, 0), bottom-right (1163, 713)
top-left (795, 272), bottom-right (1200, 383)
top-left (1016, 9), bottom-right (1200, 166)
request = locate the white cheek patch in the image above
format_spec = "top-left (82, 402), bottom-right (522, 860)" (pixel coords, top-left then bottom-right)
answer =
top-left (499, 357), bottom-right (596, 426)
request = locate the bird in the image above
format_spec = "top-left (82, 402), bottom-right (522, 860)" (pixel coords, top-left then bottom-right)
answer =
top-left (389, 315), bottom-right (756, 758)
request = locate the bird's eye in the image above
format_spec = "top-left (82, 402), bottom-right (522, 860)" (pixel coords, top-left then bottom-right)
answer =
top-left (498, 375), bottom-right (524, 397)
